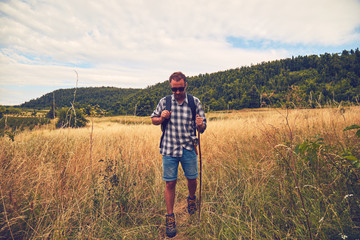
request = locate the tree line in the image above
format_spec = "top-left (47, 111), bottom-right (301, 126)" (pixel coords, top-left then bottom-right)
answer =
top-left (17, 49), bottom-right (360, 116)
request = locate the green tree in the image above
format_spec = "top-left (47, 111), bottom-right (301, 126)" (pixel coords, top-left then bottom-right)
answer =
top-left (56, 107), bottom-right (88, 128)
top-left (135, 95), bottom-right (154, 116)
top-left (0, 106), bottom-right (4, 118)
top-left (241, 85), bottom-right (260, 108)
top-left (46, 106), bottom-right (56, 119)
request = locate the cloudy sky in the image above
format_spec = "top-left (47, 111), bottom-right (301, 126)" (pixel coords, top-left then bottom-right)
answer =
top-left (1, 0), bottom-right (360, 105)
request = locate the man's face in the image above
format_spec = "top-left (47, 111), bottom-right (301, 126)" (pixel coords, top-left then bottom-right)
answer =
top-left (170, 79), bottom-right (187, 101)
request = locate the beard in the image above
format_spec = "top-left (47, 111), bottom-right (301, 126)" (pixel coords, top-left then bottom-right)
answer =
top-left (174, 92), bottom-right (186, 101)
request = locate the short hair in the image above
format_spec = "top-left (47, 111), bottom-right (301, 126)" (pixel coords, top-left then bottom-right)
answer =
top-left (169, 72), bottom-right (186, 83)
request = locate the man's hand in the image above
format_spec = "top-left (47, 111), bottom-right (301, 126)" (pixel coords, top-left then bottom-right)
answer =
top-left (196, 115), bottom-right (205, 131)
top-left (161, 110), bottom-right (171, 121)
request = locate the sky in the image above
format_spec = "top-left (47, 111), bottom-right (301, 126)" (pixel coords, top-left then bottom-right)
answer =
top-left (1, 0), bottom-right (360, 106)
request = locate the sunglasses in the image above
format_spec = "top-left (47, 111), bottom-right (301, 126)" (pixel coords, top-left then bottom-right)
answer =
top-left (171, 87), bottom-right (185, 92)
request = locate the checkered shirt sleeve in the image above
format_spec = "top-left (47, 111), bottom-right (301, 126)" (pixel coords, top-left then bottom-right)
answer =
top-left (151, 93), bottom-right (207, 157)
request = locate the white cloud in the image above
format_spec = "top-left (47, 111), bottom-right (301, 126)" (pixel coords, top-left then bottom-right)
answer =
top-left (0, 0), bottom-right (359, 105)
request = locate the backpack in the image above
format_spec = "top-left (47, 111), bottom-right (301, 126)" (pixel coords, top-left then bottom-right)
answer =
top-left (160, 94), bottom-right (197, 148)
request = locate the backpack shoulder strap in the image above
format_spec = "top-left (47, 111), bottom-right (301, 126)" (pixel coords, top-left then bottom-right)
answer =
top-left (161, 95), bottom-right (172, 132)
top-left (187, 94), bottom-right (197, 136)
top-left (166, 95), bottom-right (172, 111)
top-left (160, 95), bottom-right (172, 148)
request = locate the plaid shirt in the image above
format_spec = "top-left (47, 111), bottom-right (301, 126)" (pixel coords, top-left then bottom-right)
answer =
top-left (151, 93), bottom-right (207, 157)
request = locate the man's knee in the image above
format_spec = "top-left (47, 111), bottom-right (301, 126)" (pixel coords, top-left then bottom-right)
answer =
top-left (166, 180), bottom-right (177, 189)
top-left (187, 178), bottom-right (197, 186)
top-left (187, 178), bottom-right (197, 183)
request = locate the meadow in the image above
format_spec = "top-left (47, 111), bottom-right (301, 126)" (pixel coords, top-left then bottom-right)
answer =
top-left (1, 107), bottom-right (359, 239)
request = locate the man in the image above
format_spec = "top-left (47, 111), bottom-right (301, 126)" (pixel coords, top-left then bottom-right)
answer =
top-left (151, 72), bottom-right (206, 238)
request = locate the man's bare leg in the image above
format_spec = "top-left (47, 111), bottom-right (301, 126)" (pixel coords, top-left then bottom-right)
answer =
top-left (165, 180), bottom-right (177, 214)
top-left (187, 178), bottom-right (197, 198)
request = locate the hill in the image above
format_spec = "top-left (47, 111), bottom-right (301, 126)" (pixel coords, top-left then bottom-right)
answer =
top-left (20, 49), bottom-right (360, 115)
top-left (21, 87), bottom-right (140, 111)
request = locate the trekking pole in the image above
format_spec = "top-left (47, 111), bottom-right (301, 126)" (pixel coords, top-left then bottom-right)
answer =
top-left (198, 129), bottom-right (202, 219)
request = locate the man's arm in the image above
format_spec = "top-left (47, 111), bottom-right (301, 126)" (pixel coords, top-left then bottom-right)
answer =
top-left (194, 97), bottom-right (207, 133)
top-left (151, 116), bottom-right (164, 125)
top-left (151, 110), bottom-right (171, 125)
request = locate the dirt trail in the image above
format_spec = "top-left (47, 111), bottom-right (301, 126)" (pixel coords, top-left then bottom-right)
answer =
top-left (161, 199), bottom-right (199, 239)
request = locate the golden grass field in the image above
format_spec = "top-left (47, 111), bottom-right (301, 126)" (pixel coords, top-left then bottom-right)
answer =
top-left (1, 106), bottom-right (359, 239)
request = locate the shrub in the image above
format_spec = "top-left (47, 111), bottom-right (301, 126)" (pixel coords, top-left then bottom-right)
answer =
top-left (56, 107), bottom-right (88, 128)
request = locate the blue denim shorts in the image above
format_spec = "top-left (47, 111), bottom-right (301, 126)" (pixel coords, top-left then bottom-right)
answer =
top-left (163, 148), bottom-right (198, 181)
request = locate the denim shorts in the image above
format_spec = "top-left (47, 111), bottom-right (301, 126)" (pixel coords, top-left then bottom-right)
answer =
top-left (163, 148), bottom-right (198, 181)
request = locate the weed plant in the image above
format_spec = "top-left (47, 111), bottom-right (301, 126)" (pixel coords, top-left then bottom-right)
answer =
top-left (0, 107), bottom-right (359, 239)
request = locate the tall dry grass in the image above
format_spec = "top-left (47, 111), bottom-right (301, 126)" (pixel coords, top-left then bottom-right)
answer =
top-left (200, 107), bottom-right (360, 239)
top-left (1, 107), bottom-right (359, 239)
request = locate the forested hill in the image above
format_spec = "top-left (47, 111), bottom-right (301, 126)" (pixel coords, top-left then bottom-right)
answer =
top-left (21, 87), bottom-right (140, 110)
top-left (21, 49), bottom-right (360, 116)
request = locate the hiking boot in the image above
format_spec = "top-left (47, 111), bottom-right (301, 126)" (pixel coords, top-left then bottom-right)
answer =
top-left (187, 195), bottom-right (197, 215)
top-left (165, 213), bottom-right (176, 238)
